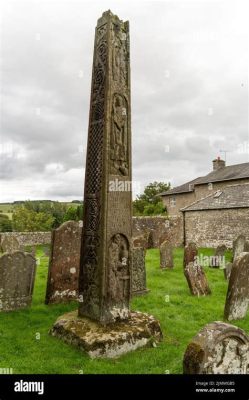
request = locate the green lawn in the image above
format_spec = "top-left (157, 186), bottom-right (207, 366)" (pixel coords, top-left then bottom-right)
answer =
top-left (0, 246), bottom-right (248, 374)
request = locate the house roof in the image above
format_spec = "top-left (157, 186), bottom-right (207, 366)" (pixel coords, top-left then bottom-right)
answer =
top-left (181, 183), bottom-right (249, 212)
top-left (160, 162), bottom-right (249, 196)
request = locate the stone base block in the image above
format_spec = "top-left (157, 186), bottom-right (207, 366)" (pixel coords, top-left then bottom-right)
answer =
top-left (50, 310), bottom-right (163, 359)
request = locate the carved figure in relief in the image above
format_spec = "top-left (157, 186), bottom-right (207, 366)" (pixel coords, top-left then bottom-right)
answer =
top-left (108, 234), bottom-right (129, 301)
top-left (112, 26), bottom-right (127, 85)
top-left (110, 94), bottom-right (128, 176)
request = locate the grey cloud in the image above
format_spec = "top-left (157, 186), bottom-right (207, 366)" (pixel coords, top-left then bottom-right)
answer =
top-left (0, 0), bottom-right (248, 201)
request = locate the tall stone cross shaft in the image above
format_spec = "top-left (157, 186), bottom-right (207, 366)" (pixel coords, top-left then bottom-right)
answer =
top-left (79, 11), bottom-right (132, 324)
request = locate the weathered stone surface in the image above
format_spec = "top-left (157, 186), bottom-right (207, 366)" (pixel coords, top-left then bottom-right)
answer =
top-left (215, 244), bottom-right (226, 257)
top-left (132, 247), bottom-right (148, 295)
top-left (184, 208), bottom-right (249, 249)
top-left (160, 240), bottom-right (173, 269)
top-left (224, 262), bottom-right (233, 280)
top-left (245, 241), bottom-right (249, 252)
top-left (1, 235), bottom-right (20, 253)
top-left (132, 233), bottom-right (149, 249)
top-left (0, 232), bottom-right (51, 247)
top-left (224, 252), bottom-right (249, 321)
top-left (233, 234), bottom-right (246, 261)
top-left (0, 251), bottom-right (36, 311)
top-left (45, 221), bottom-right (82, 304)
top-left (183, 242), bottom-right (198, 270)
top-left (50, 310), bottom-right (163, 359)
top-left (78, 10), bottom-right (133, 324)
top-left (209, 244), bottom-right (226, 268)
top-left (184, 262), bottom-right (211, 296)
top-left (51, 11), bottom-right (162, 360)
top-left (183, 321), bottom-right (249, 374)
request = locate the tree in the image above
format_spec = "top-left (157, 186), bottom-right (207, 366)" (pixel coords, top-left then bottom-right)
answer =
top-left (12, 207), bottom-right (54, 232)
top-left (133, 181), bottom-right (170, 216)
top-left (0, 214), bottom-right (13, 232)
top-left (63, 205), bottom-right (83, 222)
top-left (23, 201), bottom-right (67, 228)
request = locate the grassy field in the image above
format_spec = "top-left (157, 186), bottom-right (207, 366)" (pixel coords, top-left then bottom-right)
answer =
top-left (0, 201), bottom-right (80, 221)
top-left (0, 246), bottom-right (248, 374)
top-left (0, 204), bottom-right (14, 220)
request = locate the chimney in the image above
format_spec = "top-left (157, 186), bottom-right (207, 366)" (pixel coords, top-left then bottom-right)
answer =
top-left (212, 156), bottom-right (226, 171)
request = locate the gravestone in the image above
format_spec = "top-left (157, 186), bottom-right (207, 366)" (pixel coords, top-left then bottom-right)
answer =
top-left (224, 252), bottom-right (249, 320)
top-left (183, 322), bottom-right (249, 374)
top-left (0, 251), bottom-right (36, 311)
top-left (209, 244), bottom-right (226, 268)
top-left (244, 241), bottom-right (249, 252)
top-left (45, 221), bottom-right (83, 304)
top-left (184, 262), bottom-right (211, 296)
top-left (132, 233), bottom-right (149, 249)
top-left (1, 236), bottom-right (20, 253)
top-left (224, 262), bottom-right (233, 280)
top-left (183, 242), bottom-right (198, 270)
top-left (50, 10), bottom-right (162, 358)
top-left (132, 247), bottom-right (148, 296)
top-left (160, 240), bottom-right (173, 269)
top-left (233, 234), bottom-right (246, 261)
top-left (215, 244), bottom-right (226, 257)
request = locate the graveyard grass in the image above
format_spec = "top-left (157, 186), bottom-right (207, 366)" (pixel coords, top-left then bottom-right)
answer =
top-left (1, 246), bottom-right (249, 374)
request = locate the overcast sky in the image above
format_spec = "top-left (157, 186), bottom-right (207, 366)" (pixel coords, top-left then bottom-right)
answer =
top-left (0, 0), bottom-right (248, 202)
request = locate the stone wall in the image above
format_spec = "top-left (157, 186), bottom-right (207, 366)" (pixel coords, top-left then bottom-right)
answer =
top-left (0, 231), bottom-right (51, 247)
top-left (184, 208), bottom-right (249, 248)
top-left (132, 216), bottom-right (183, 248)
top-left (0, 216), bottom-right (184, 249)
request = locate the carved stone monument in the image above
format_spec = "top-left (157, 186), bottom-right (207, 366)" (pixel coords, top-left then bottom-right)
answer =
top-left (0, 251), bottom-right (36, 311)
top-left (224, 252), bottom-right (249, 321)
top-left (160, 240), bottom-right (173, 269)
top-left (45, 221), bottom-right (82, 304)
top-left (50, 10), bottom-right (162, 358)
top-left (184, 262), bottom-right (211, 296)
top-left (183, 322), bottom-right (249, 374)
top-left (132, 247), bottom-right (149, 296)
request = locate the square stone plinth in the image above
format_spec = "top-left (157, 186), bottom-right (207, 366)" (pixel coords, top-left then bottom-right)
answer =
top-left (50, 310), bottom-right (163, 358)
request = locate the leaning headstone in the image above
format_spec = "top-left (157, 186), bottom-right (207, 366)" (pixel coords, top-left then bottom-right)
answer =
top-left (184, 262), bottom-right (211, 296)
top-left (183, 242), bottom-right (198, 270)
top-left (224, 262), bottom-right (233, 280)
top-left (132, 247), bottom-right (149, 296)
top-left (1, 236), bottom-right (20, 253)
top-left (224, 252), bottom-right (249, 320)
top-left (233, 234), bottom-right (246, 261)
top-left (0, 251), bottom-right (36, 311)
top-left (45, 220), bottom-right (82, 304)
top-left (160, 240), bottom-right (173, 269)
top-left (183, 321), bottom-right (249, 374)
top-left (50, 10), bottom-right (162, 358)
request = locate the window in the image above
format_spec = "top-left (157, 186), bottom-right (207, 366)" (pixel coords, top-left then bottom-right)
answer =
top-left (189, 184), bottom-right (194, 191)
top-left (170, 197), bottom-right (176, 207)
top-left (208, 183), bottom-right (213, 191)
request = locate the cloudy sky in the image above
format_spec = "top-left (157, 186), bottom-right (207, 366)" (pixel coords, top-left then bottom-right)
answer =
top-left (0, 0), bottom-right (248, 202)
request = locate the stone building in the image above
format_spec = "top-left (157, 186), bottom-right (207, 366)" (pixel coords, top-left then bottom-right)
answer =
top-left (160, 158), bottom-right (249, 217)
top-left (182, 183), bottom-right (249, 248)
